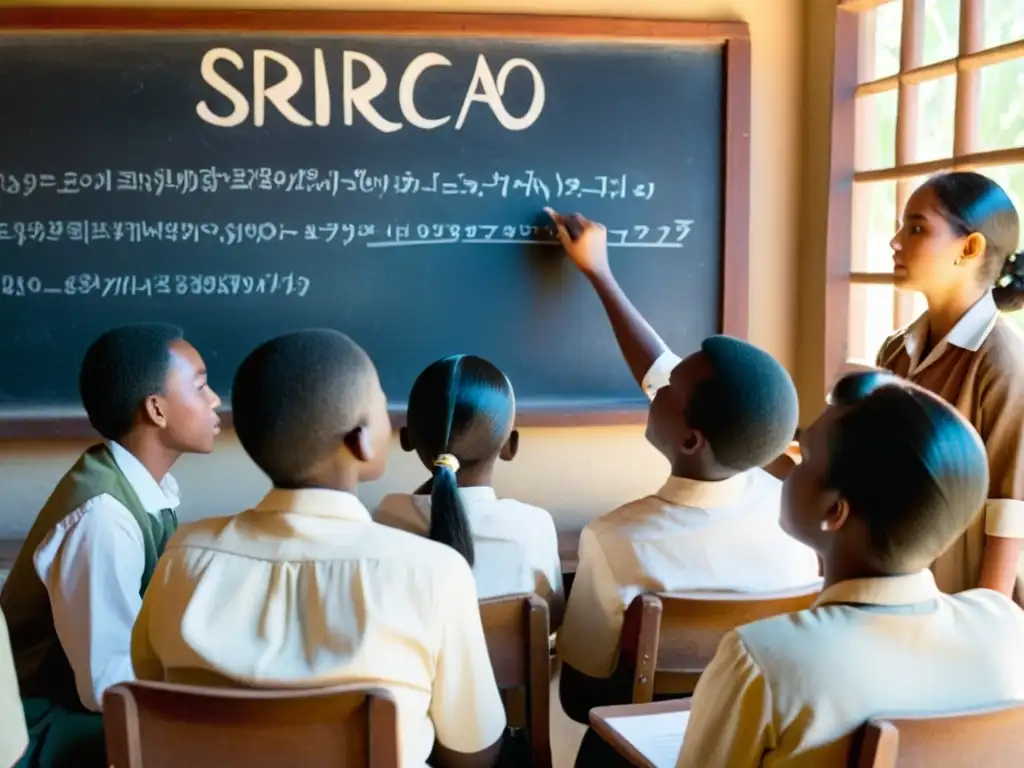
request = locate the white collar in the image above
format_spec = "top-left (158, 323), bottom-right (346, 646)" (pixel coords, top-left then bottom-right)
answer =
top-left (655, 472), bottom-right (750, 509)
top-left (255, 488), bottom-right (371, 522)
top-left (410, 486), bottom-right (498, 519)
top-left (413, 486), bottom-right (498, 504)
top-left (107, 441), bottom-right (180, 515)
top-left (457, 486), bottom-right (499, 504)
top-left (902, 292), bottom-right (998, 374)
top-left (814, 570), bottom-right (940, 607)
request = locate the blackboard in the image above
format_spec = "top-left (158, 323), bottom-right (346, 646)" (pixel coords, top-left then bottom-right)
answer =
top-left (0, 10), bottom-right (751, 436)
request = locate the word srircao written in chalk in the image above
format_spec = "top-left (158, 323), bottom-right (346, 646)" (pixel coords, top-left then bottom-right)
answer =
top-left (197, 48), bottom-right (545, 132)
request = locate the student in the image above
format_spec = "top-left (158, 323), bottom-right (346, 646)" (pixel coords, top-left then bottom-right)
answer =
top-left (0, 324), bottom-right (221, 768)
top-left (876, 171), bottom-right (1024, 597)
top-left (132, 330), bottom-right (506, 768)
top-left (544, 210), bottom-right (821, 726)
top-left (375, 354), bottom-right (564, 622)
top-left (677, 371), bottom-right (1024, 767)
top-left (0, 608), bottom-right (28, 768)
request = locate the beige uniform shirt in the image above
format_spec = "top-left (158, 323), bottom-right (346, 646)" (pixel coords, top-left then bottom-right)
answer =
top-left (131, 489), bottom-right (506, 768)
top-left (374, 487), bottom-right (563, 603)
top-left (557, 351), bottom-right (821, 679)
top-left (0, 608), bottom-right (27, 768)
top-left (876, 292), bottom-right (1024, 593)
top-left (677, 570), bottom-right (1024, 767)
top-left (556, 471), bottom-right (821, 679)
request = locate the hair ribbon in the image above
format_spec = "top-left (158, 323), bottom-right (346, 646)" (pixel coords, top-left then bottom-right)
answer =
top-left (434, 453), bottom-right (460, 472)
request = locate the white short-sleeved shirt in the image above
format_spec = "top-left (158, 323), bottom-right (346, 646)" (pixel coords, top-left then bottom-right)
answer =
top-left (0, 608), bottom-right (27, 767)
top-left (640, 349), bottom-right (684, 400)
top-left (132, 489), bottom-right (507, 768)
top-left (678, 570), bottom-right (1024, 767)
top-left (32, 440), bottom-right (180, 712)
top-left (557, 352), bottom-right (821, 679)
top-left (374, 487), bottom-right (563, 603)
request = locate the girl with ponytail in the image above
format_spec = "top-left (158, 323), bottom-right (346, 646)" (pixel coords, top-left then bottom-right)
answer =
top-left (876, 171), bottom-right (1024, 601)
top-left (374, 355), bottom-right (564, 622)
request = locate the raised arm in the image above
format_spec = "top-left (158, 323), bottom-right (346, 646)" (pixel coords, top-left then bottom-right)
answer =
top-left (546, 208), bottom-right (671, 390)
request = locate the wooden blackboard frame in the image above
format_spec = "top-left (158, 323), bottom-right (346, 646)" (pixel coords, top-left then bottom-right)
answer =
top-left (0, 8), bottom-right (751, 439)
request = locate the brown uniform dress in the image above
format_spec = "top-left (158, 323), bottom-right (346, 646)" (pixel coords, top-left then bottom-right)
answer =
top-left (876, 292), bottom-right (1024, 595)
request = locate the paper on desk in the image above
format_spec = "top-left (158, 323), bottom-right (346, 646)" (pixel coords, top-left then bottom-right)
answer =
top-left (604, 710), bottom-right (690, 768)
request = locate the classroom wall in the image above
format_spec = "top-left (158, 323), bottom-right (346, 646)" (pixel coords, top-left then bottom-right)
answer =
top-left (0, 0), bottom-right (807, 536)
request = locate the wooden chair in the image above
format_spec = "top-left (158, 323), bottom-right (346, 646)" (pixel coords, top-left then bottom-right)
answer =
top-left (103, 681), bottom-right (399, 768)
top-left (620, 586), bottom-right (820, 703)
top-left (480, 593), bottom-right (552, 768)
top-left (854, 702), bottom-right (1024, 768)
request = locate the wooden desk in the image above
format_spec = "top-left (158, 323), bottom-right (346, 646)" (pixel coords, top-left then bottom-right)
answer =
top-left (589, 699), bottom-right (692, 768)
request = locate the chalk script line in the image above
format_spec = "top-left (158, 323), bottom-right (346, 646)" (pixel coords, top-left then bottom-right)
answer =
top-left (365, 239), bottom-right (683, 249)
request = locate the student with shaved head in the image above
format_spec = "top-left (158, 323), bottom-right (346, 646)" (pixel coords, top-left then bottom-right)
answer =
top-left (544, 210), bottom-right (821, 740)
top-left (132, 330), bottom-right (506, 768)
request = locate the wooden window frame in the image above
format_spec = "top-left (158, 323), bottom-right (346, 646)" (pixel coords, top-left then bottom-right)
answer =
top-left (826, 0), bottom-right (1024, 386)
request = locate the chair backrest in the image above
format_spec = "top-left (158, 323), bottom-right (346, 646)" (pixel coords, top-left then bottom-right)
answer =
top-left (854, 702), bottom-right (1024, 768)
top-left (622, 586), bottom-right (820, 702)
top-left (479, 593), bottom-right (551, 768)
top-left (103, 681), bottom-right (400, 768)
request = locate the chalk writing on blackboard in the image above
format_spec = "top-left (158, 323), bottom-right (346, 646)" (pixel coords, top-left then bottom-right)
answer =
top-left (0, 170), bottom-right (656, 201)
top-left (0, 219), bottom-right (693, 249)
top-left (196, 49), bottom-right (545, 132)
top-left (0, 273), bottom-right (312, 299)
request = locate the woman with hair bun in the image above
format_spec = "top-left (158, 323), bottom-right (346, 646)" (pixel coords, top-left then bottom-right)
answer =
top-left (877, 170), bottom-right (1024, 599)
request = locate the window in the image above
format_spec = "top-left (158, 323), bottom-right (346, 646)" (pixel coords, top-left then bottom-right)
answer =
top-left (832, 0), bottom-right (1024, 369)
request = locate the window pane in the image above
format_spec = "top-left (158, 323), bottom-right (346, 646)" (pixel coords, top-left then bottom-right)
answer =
top-left (913, 75), bottom-right (957, 162)
top-left (978, 58), bottom-right (1024, 152)
top-left (855, 90), bottom-right (898, 170)
top-left (982, 0), bottom-right (1024, 50)
top-left (862, 0), bottom-right (902, 82)
top-left (922, 0), bottom-right (960, 66)
top-left (848, 283), bottom-right (896, 363)
top-left (852, 181), bottom-right (898, 271)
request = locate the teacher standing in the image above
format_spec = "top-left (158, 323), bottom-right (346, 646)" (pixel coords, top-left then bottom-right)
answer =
top-left (876, 171), bottom-right (1024, 599)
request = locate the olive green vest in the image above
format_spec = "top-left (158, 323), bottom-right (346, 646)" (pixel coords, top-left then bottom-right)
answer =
top-left (0, 444), bottom-right (177, 709)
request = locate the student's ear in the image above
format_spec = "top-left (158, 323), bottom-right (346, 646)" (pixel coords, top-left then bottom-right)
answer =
top-left (819, 496), bottom-right (851, 534)
top-left (962, 232), bottom-right (986, 263)
top-left (499, 430), bottom-right (520, 462)
top-left (143, 394), bottom-right (168, 429)
top-left (343, 425), bottom-right (377, 465)
top-left (678, 428), bottom-right (705, 456)
top-left (399, 426), bottom-right (414, 453)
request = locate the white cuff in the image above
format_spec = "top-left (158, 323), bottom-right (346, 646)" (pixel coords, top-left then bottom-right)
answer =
top-left (984, 499), bottom-right (1024, 538)
top-left (641, 351), bottom-right (683, 401)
